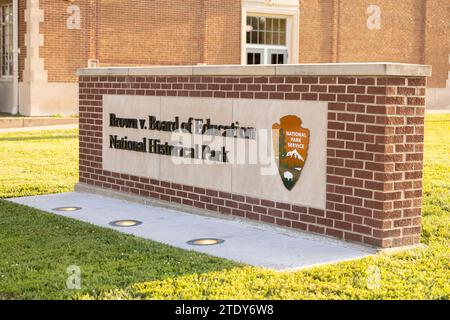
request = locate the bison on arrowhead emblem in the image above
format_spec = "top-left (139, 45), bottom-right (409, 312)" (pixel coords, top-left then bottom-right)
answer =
top-left (272, 115), bottom-right (310, 191)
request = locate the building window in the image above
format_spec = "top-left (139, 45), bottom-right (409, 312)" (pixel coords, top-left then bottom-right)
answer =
top-left (246, 16), bottom-right (288, 65)
top-left (0, 3), bottom-right (13, 78)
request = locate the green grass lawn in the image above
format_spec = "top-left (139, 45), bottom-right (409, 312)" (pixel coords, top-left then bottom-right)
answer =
top-left (0, 129), bottom-right (78, 198)
top-left (0, 115), bottom-right (449, 300)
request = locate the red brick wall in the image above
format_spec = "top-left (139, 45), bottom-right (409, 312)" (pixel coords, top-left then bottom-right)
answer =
top-left (96, 0), bottom-right (203, 67)
top-left (423, 0), bottom-right (450, 88)
top-left (203, 0), bottom-right (241, 65)
top-left (299, 0), bottom-right (336, 63)
top-left (25, 0), bottom-right (448, 87)
top-left (78, 73), bottom-right (426, 248)
top-left (35, 0), bottom-right (241, 82)
top-left (39, 0), bottom-right (90, 83)
top-left (299, 0), bottom-right (450, 88)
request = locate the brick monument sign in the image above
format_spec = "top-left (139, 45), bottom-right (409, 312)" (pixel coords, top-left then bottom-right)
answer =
top-left (76, 63), bottom-right (431, 248)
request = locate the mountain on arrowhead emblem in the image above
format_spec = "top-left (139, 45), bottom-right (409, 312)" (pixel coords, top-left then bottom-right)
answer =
top-left (272, 115), bottom-right (310, 191)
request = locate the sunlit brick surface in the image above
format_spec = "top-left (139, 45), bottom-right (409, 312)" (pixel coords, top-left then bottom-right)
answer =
top-left (17, 0), bottom-right (448, 89)
top-left (78, 73), bottom-right (426, 248)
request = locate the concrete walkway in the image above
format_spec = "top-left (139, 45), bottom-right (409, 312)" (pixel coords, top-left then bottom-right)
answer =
top-left (0, 124), bottom-right (78, 133)
top-left (0, 116), bottom-right (78, 129)
top-left (9, 192), bottom-right (376, 271)
top-left (426, 109), bottom-right (450, 114)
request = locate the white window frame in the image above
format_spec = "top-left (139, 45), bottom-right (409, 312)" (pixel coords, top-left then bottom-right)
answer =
top-left (241, 0), bottom-right (299, 65)
top-left (246, 15), bottom-right (289, 65)
top-left (0, 2), bottom-right (13, 79)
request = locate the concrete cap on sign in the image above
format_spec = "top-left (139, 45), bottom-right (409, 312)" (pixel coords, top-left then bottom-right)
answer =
top-left (77, 62), bottom-right (432, 77)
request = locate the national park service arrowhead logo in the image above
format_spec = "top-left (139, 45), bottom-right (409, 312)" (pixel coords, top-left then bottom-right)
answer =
top-left (272, 115), bottom-right (310, 191)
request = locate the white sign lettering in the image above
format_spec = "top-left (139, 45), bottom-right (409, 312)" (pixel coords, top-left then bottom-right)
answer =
top-left (367, 5), bottom-right (381, 30)
top-left (67, 5), bottom-right (81, 30)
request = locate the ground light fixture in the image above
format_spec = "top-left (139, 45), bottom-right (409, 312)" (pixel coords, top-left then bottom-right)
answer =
top-left (187, 238), bottom-right (225, 246)
top-left (52, 207), bottom-right (82, 212)
top-left (109, 220), bottom-right (143, 227)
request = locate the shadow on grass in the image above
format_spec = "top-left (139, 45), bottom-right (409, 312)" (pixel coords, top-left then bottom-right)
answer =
top-left (0, 200), bottom-right (242, 300)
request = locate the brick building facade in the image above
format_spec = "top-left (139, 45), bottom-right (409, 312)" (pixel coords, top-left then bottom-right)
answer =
top-left (0, 0), bottom-right (449, 115)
